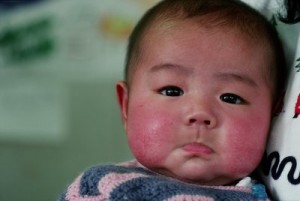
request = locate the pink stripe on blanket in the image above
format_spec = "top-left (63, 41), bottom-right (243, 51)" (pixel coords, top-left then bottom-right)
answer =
top-left (166, 194), bottom-right (214, 201)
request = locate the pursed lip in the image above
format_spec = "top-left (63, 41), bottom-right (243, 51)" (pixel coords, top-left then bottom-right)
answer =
top-left (183, 142), bottom-right (214, 156)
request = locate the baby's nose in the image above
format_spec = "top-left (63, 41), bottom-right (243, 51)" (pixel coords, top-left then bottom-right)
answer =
top-left (184, 100), bottom-right (217, 128)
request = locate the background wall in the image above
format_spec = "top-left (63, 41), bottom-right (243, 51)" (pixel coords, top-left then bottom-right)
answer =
top-left (0, 1), bottom-right (158, 200)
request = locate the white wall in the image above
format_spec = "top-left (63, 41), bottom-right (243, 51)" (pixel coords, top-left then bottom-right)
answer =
top-left (0, 0), bottom-right (158, 200)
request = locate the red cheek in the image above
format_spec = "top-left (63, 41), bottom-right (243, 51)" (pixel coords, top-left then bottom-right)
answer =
top-left (223, 119), bottom-right (268, 175)
top-left (126, 108), bottom-right (175, 166)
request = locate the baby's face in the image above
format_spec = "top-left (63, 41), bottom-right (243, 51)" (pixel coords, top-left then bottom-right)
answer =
top-left (117, 20), bottom-right (273, 185)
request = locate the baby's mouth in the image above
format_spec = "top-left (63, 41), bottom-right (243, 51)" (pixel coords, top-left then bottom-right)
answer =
top-left (183, 142), bottom-right (214, 156)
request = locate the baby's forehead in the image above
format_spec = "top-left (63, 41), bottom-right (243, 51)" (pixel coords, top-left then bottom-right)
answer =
top-left (135, 17), bottom-right (274, 79)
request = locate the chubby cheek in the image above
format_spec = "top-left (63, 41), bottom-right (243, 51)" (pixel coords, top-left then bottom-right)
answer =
top-left (223, 113), bottom-right (270, 177)
top-left (126, 103), bottom-right (175, 167)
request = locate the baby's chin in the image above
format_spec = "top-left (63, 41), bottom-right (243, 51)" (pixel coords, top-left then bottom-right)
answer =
top-left (136, 157), bottom-right (248, 186)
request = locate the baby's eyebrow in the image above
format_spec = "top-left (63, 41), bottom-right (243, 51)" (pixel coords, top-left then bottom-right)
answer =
top-left (149, 63), bottom-right (193, 75)
top-left (214, 72), bottom-right (258, 88)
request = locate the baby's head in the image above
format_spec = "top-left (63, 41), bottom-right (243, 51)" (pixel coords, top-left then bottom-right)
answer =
top-left (124, 0), bottom-right (286, 100)
top-left (116, 0), bottom-right (286, 185)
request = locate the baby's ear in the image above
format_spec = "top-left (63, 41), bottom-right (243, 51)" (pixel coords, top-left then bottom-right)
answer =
top-left (116, 81), bottom-right (129, 129)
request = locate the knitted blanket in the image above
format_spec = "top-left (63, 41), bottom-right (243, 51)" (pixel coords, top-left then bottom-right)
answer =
top-left (59, 161), bottom-right (269, 201)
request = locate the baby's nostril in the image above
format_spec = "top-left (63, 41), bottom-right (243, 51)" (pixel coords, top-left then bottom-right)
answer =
top-left (204, 120), bottom-right (211, 125)
top-left (189, 118), bottom-right (197, 123)
top-left (189, 118), bottom-right (211, 125)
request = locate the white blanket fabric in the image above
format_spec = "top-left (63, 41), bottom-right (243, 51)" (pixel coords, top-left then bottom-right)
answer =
top-left (242, 0), bottom-right (300, 200)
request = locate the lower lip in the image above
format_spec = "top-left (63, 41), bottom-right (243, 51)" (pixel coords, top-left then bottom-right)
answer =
top-left (183, 143), bottom-right (213, 155)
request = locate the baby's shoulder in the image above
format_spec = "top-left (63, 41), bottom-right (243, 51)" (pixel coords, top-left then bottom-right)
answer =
top-left (60, 161), bottom-right (154, 201)
top-left (80, 161), bottom-right (155, 190)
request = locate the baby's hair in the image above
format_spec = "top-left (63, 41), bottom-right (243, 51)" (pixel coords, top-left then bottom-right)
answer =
top-left (125, 0), bottom-right (286, 100)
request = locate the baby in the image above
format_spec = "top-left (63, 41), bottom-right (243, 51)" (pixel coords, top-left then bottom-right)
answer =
top-left (60, 0), bottom-right (286, 200)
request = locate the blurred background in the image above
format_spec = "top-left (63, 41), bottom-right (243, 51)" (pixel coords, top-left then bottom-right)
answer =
top-left (0, 0), bottom-right (159, 200)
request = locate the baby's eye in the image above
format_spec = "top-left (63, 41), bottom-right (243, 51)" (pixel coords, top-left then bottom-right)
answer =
top-left (220, 93), bottom-right (246, 104)
top-left (159, 86), bottom-right (184, 96)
